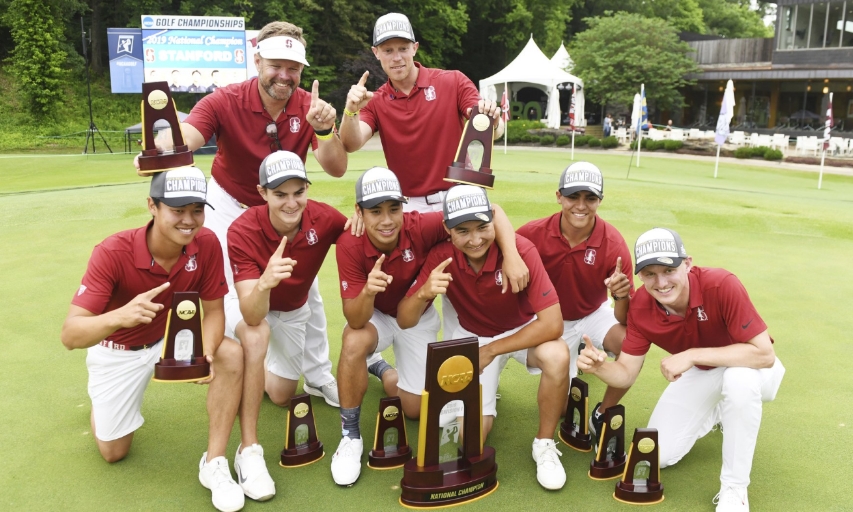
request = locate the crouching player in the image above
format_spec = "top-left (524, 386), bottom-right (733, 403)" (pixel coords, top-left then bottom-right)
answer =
top-left (61, 167), bottom-right (245, 512)
top-left (578, 228), bottom-right (785, 512)
top-left (397, 185), bottom-right (570, 491)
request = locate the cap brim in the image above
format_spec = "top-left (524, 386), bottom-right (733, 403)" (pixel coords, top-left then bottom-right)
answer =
top-left (160, 197), bottom-right (215, 210)
top-left (359, 196), bottom-right (407, 209)
top-left (257, 50), bottom-right (310, 66)
top-left (373, 34), bottom-right (416, 46)
top-left (634, 256), bottom-right (683, 275)
top-left (266, 175), bottom-right (311, 190)
top-left (444, 212), bottom-right (493, 229)
top-left (560, 185), bottom-right (603, 199)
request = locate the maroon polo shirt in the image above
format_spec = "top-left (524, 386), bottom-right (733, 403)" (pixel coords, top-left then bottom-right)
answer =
top-left (517, 213), bottom-right (633, 321)
top-left (71, 223), bottom-right (227, 348)
top-left (622, 266), bottom-right (770, 369)
top-left (359, 63), bottom-right (480, 197)
top-left (408, 235), bottom-right (558, 338)
top-left (185, 78), bottom-right (319, 207)
top-left (228, 200), bottom-right (347, 312)
top-left (336, 211), bottom-right (446, 318)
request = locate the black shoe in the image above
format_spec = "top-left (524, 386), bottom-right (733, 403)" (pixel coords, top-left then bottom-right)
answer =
top-left (589, 401), bottom-right (604, 452)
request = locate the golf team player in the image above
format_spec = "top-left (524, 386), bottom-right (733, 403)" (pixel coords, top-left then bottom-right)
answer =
top-left (60, 167), bottom-right (246, 512)
top-left (397, 185), bottom-right (571, 491)
top-left (516, 161), bottom-right (633, 441)
top-left (331, 169), bottom-right (524, 487)
top-left (578, 228), bottom-right (786, 512)
top-left (223, 151), bottom-right (353, 499)
top-left (138, 22), bottom-right (347, 498)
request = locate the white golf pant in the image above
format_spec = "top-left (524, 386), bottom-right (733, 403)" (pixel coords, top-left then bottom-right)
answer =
top-left (648, 357), bottom-right (785, 487)
top-left (206, 178), bottom-right (334, 386)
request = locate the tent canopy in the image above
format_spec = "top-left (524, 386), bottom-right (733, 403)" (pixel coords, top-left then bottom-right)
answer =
top-left (550, 42), bottom-right (574, 73)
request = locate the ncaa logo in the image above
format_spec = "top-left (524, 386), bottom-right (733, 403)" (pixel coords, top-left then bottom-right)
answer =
top-left (341, 281), bottom-right (348, 291)
top-left (306, 229), bottom-right (318, 245)
top-left (117, 36), bottom-right (133, 54)
top-left (402, 249), bottom-right (414, 262)
top-left (424, 86), bottom-right (436, 101)
top-left (495, 269), bottom-right (503, 286)
top-left (290, 117), bottom-right (301, 133)
top-left (696, 306), bottom-right (708, 321)
top-left (141, 17), bottom-right (154, 28)
top-left (584, 248), bottom-right (596, 265)
top-left (185, 254), bottom-right (197, 272)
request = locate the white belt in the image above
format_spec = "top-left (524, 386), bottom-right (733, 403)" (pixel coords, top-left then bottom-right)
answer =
top-left (423, 191), bottom-right (447, 205)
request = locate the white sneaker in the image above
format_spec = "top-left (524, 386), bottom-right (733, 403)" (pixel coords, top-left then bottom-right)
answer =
top-left (331, 436), bottom-right (363, 486)
top-left (713, 485), bottom-right (749, 512)
top-left (531, 439), bottom-right (566, 490)
top-left (198, 453), bottom-right (245, 512)
top-left (234, 444), bottom-right (275, 501)
top-left (304, 379), bottom-right (340, 407)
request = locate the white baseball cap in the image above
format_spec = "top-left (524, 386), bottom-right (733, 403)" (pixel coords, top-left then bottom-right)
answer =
top-left (356, 167), bottom-right (407, 208)
top-left (373, 13), bottom-right (416, 46)
top-left (259, 151), bottom-right (311, 189)
top-left (256, 36), bottom-right (310, 66)
top-left (634, 228), bottom-right (688, 274)
top-left (443, 185), bottom-right (493, 229)
top-left (150, 166), bottom-right (214, 209)
top-left (559, 161), bottom-right (604, 199)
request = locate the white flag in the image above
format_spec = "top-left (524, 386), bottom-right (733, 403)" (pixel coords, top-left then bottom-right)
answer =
top-left (715, 80), bottom-right (735, 146)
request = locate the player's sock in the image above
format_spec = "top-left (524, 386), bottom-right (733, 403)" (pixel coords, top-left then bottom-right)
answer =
top-left (367, 359), bottom-right (393, 380)
top-left (593, 407), bottom-right (604, 420)
top-left (340, 406), bottom-right (361, 440)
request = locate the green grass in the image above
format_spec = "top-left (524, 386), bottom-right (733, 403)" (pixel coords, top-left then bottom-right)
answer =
top-left (1, 149), bottom-right (851, 511)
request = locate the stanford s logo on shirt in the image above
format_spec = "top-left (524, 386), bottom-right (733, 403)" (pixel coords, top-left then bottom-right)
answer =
top-left (494, 269), bottom-right (503, 286)
top-left (306, 229), bottom-right (318, 245)
top-left (584, 248), bottom-right (596, 265)
top-left (402, 249), bottom-right (414, 262)
top-left (696, 306), bottom-right (708, 321)
top-left (185, 254), bottom-right (197, 272)
top-left (290, 117), bottom-right (301, 133)
top-left (77, 284), bottom-right (87, 296)
top-left (424, 86), bottom-right (436, 101)
top-left (341, 280), bottom-right (348, 291)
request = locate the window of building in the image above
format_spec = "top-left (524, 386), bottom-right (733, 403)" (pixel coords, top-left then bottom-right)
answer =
top-left (794, 4), bottom-right (811, 49)
top-left (827, 2), bottom-right (846, 47)
top-left (779, 6), bottom-right (796, 49)
top-left (843, 2), bottom-right (853, 46)
top-left (810, 2), bottom-right (829, 48)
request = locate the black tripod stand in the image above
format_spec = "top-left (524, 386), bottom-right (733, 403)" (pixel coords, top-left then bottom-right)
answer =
top-left (81, 17), bottom-right (112, 154)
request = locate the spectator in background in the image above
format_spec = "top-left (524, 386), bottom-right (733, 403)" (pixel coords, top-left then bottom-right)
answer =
top-left (603, 114), bottom-right (612, 138)
top-left (665, 120), bottom-right (673, 131)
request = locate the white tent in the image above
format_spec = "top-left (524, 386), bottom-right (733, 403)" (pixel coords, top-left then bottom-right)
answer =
top-left (550, 43), bottom-right (584, 129)
top-left (479, 36), bottom-right (583, 129)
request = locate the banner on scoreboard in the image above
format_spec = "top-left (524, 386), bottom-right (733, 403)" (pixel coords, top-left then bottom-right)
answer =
top-left (108, 28), bottom-right (144, 93)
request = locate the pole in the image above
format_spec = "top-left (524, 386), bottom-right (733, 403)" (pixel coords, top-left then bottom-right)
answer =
top-left (636, 125), bottom-right (643, 167)
top-left (714, 145), bottom-right (721, 178)
top-left (818, 149), bottom-right (825, 189)
top-left (571, 130), bottom-right (575, 161)
top-left (503, 82), bottom-right (508, 155)
top-left (80, 17), bottom-right (113, 155)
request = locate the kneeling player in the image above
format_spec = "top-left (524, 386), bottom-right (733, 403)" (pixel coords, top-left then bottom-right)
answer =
top-left (61, 167), bottom-right (245, 512)
top-left (398, 185), bottom-right (570, 491)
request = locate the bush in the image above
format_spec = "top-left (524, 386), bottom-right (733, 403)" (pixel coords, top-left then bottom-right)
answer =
top-left (601, 136), bottom-right (619, 149)
top-left (520, 133), bottom-right (534, 143)
top-left (664, 140), bottom-right (683, 151)
top-left (530, 135), bottom-right (541, 143)
top-left (642, 139), bottom-right (665, 150)
top-left (753, 146), bottom-right (771, 157)
top-left (540, 135), bottom-right (555, 145)
top-left (764, 149), bottom-right (783, 160)
top-left (588, 137), bottom-right (602, 147)
top-left (734, 147), bottom-right (753, 158)
top-left (506, 119), bottom-right (547, 142)
top-left (556, 135), bottom-right (570, 146)
top-left (630, 140), bottom-right (638, 150)
top-left (574, 135), bottom-right (590, 146)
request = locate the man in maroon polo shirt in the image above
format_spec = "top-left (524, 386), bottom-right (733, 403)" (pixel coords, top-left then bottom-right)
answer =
top-left (578, 228), bottom-right (785, 512)
top-left (517, 161), bottom-right (633, 444)
top-left (397, 185), bottom-right (570, 491)
top-left (223, 151), bottom-right (349, 500)
top-left (139, 21), bottom-right (345, 425)
top-left (60, 167), bottom-right (245, 512)
top-left (330, 169), bottom-right (523, 487)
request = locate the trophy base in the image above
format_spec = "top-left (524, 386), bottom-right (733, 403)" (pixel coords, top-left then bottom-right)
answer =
top-left (589, 455), bottom-right (627, 480)
top-left (444, 166), bottom-right (495, 189)
top-left (400, 446), bottom-right (498, 508)
top-left (614, 483), bottom-right (665, 505)
top-left (138, 146), bottom-right (194, 175)
top-left (280, 442), bottom-right (324, 467)
top-left (368, 446), bottom-right (413, 469)
top-left (558, 427), bottom-right (593, 452)
top-left (152, 357), bottom-right (210, 383)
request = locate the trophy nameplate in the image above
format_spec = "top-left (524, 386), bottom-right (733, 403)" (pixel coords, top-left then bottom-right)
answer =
top-left (559, 378), bottom-right (592, 452)
top-left (280, 393), bottom-right (324, 467)
top-left (589, 404), bottom-right (627, 480)
top-left (400, 338), bottom-right (498, 508)
top-left (369, 396), bottom-right (412, 469)
top-left (614, 428), bottom-right (664, 505)
top-left (445, 106), bottom-right (496, 189)
top-left (137, 81), bottom-right (194, 175)
top-left (153, 291), bottom-right (209, 382)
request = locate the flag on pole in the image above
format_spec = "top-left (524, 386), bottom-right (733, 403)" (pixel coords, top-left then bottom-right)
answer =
top-left (500, 86), bottom-right (510, 122)
top-left (569, 84), bottom-right (576, 131)
top-left (715, 80), bottom-right (735, 146)
top-left (823, 93), bottom-right (834, 151)
top-left (639, 85), bottom-right (647, 133)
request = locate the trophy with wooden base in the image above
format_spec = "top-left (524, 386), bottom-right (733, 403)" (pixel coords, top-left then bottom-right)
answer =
top-left (614, 428), bottom-right (664, 505)
top-left (559, 378), bottom-right (592, 452)
top-left (280, 393), bottom-right (324, 467)
top-left (400, 338), bottom-right (498, 508)
top-left (137, 81), bottom-right (194, 175)
top-left (589, 404), bottom-right (627, 480)
top-left (153, 291), bottom-right (210, 382)
top-left (369, 396), bottom-right (412, 469)
top-left (445, 105), bottom-right (496, 189)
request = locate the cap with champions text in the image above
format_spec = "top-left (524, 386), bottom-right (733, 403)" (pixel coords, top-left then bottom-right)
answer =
top-left (373, 13), bottom-right (416, 46)
top-left (150, 166), bottom-right (214, 209)
top-left (259, 150), bottom-right (311, 189)
top-left (443, 185), bottom-right (493, 229)
top-left (356, 167), bottom-right (407, 208)
top-left (559, 161), bottom-right (604, 199)
top-left (256, 36), bottom-right (310, 66)
top-left (634, 227), bottom-right (688, 274)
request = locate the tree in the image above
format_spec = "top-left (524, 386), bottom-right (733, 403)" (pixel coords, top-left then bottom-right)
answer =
top-left (698, 0), bottom-right (773, 38)
top-left (569, 12), bottom-right (700, 112)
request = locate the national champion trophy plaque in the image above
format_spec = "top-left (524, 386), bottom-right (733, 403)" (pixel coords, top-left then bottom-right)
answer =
top-left (589, 404), bottom-right (628, 480)
top-left (400, 338), bottom-right (498, 508)
top-left (614, 428), bottom-right (664, 505)
top-left (559, 378), bottom-right (593, 452)
top-left (280, 393), bottom-right (324, 467)
top-left (137, 81), bottom-right (194, 175)
top-left (153, 291), bottom-right (210, 382)
top-left (445, 105), bottom-right (496, 189)
top-left (369, 396), bottom-right (412, 469)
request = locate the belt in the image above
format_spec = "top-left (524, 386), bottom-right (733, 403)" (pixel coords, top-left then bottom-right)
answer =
top-left (98, 340), bottom-right (154, 351)
top-left (424, 191), bottom-right (447, 205)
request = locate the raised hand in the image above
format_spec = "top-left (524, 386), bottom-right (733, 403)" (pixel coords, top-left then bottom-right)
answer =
top-left (604, 256), bottom-right (630, 300)
top-left (364, 254), bottom-right (393, 296)
top-left (417, 258), bottom-right (453, 301)
top-left (345, 71), bottom-right (374, 113)
top-left (467, 98), bottom-right (500, 120)
top-left (258, 237), bottom-right (297, 292)
top-left (116, 281), bottom-right (170, 328)
top-left (577, 335), bottom-right (606, 375)
top-left (306, 80), bottom-right (336, 132)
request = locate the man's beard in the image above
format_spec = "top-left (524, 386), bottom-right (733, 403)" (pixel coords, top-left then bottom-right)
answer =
top-left (262, 77), bottom-right (296, 102)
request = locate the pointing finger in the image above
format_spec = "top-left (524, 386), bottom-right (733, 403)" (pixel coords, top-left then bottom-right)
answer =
top-left (274, 237), bottom-right (288, 258)
top-left (357, 71), bottom-right (369, 87)
top-left (615, 256), bottom-right (623, 275)
top-left (311, 80), bottom-right (319, 104)
top-left (143, 281), bottom-right (170, 299)
top-left (435, 257), bottom-right (453, 273)
top-left (373, 253), bottom-right (386, 270)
